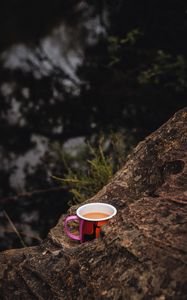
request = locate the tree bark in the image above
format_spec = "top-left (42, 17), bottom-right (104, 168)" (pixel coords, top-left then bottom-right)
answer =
top-left (0, 108), bottom-right (187, 300)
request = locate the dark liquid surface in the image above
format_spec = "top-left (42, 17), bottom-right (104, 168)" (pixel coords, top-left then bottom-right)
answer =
top-left (82, 212), bottom-right (110, 219)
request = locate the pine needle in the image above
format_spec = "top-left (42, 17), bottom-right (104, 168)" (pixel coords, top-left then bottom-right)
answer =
top-left (3, 210), bottom-right (26, 248)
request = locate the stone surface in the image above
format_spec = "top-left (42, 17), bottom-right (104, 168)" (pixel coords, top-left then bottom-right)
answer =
top-left (0, 108), bottom-right (187, 299)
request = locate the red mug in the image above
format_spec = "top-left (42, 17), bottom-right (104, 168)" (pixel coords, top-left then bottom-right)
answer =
top-left (64, 202), bottom-right (117, 243)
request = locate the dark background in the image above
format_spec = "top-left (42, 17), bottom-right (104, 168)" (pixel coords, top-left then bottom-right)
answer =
top-left (0, 0), bottom-right (187, 250)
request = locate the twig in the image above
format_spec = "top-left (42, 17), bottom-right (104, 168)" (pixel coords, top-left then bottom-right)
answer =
top-left (0, 186), bottom-right (65, 205)
top-left (51, 175), bottom-right (89, 185)
top-left (0, 228), bottom-right (42, 242)
top-left (3, 210), bottom-right (26, 248)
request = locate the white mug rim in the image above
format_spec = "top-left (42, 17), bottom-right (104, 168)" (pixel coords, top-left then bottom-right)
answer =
top-left (76, 202), bottom-right (117, 221)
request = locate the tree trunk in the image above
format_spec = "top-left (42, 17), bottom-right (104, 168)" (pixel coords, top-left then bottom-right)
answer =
top-left (0, 108), bottom-right (187, 300)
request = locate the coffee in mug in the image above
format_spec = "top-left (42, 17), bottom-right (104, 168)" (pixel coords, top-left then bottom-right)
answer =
top-left (64, 202), bottom-right (117, 243)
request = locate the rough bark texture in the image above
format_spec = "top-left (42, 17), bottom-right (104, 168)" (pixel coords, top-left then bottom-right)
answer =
top-left (0, 108), bottom-right (187, 300)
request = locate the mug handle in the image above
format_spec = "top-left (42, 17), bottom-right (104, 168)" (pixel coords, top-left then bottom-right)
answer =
top-left (64, 215), bottom-right (81, 241)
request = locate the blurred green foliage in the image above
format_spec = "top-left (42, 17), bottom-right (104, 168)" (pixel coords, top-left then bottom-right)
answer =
top-left (51, 132), bottom-right (135, 205)
top-left (138, 50), bottom-right (187, 91)
top-left (108, 28), bottom-right (143, 66)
